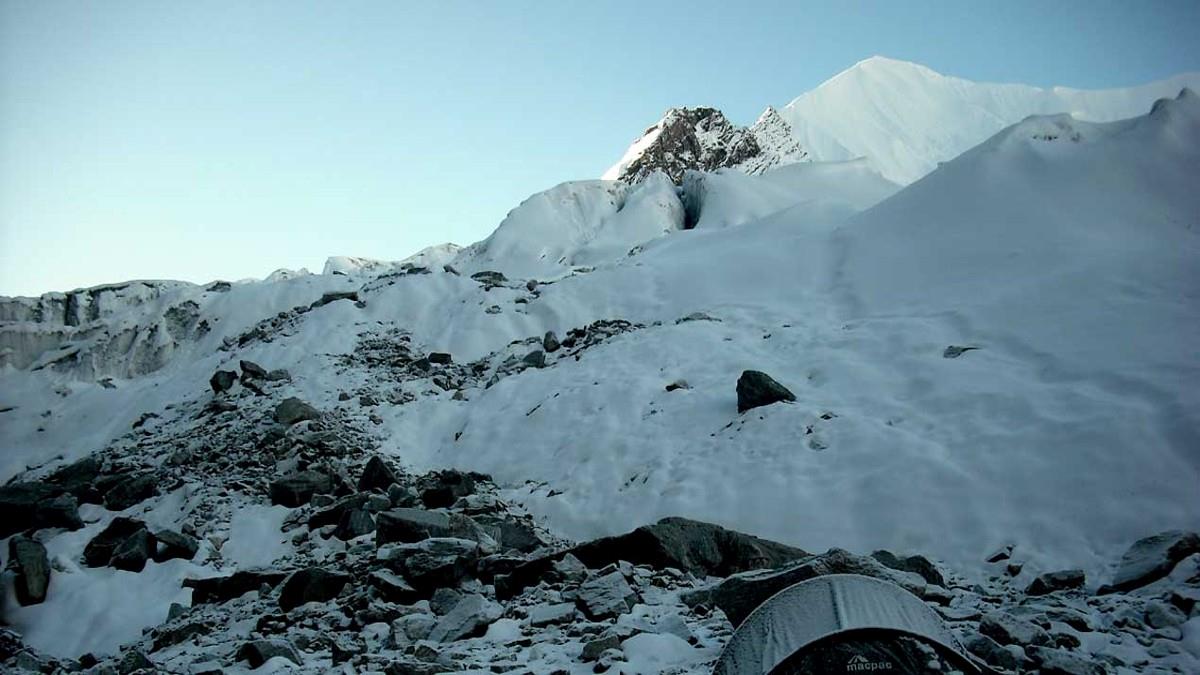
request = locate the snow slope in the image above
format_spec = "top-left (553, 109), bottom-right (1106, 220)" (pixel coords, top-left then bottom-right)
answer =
top-left (780, 55), bottom-right (1200, 184)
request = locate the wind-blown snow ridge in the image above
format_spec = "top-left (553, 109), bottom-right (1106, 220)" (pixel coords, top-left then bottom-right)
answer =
top-left (780, 56), bottom-right (1200, 183)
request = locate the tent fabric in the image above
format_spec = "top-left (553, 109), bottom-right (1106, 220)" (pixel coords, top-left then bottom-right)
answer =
top-left (713, 573), bottom-right (980, 675)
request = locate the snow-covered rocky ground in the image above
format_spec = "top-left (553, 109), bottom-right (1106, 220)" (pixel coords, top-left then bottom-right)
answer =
top-left (1, 70), bottom-right (1198, 673)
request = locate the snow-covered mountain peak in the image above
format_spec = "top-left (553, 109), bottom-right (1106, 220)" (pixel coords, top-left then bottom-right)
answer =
top-left (780, 58), bottom-right (1200, 183)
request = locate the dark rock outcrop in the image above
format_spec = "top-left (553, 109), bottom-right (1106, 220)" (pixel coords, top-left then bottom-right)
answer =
top-left (274, 398), bottom-right (321, 426)
top-left (1100, 530), bottom-right (1200, 593)
top-left (270, 471), bottom-right (333, 508)
top-left (736, 370), bottom-right (795, 413)
top-left (184, 570), bottom-right (290, 605)
top-left (612, 108), bottom-right (762, 184)
top-left (0, 482), bottom-right (83, 536)
top-left (1026, 569), bottom-right (1086, 596)
top-left (209, 370), bottom-right (238, 394)
top-left (278, 567), bottom-right (351, 612)
top-left (571, 516), bottom-right (806, 578)
top-left (358, 456), bottom-right (399, 492)
top-left (7, 536), bottom-right (50, 606)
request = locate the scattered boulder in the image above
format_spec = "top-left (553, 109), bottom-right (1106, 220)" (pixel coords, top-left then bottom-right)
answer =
top-left (1026, 569), bottom-right (1085, 596)
top-left (429, 587), bottom-right (463, 616)
top-left (979, 611), bottom-right (1052, 647)
top-left (308, 493), bottom-right (371, 529)
top-left (428, 352), bottom-right (452, 365)
top-left (528, 602), bottom-right (577, 627)
top-left (236, 638), bottom-right (302, 668)
top-left (1101, 530), bottom-right (1200, 593)
top-left (428, 594), bottom-right (502, 642)
top-left (470, 271), bottom-right (507, 287)
top-left (542, 331), bottom-right (560, 353)
top-left (985, 545), bottom-right (1013, 563)
top-left (1145, 600), bottom-right (1187, 628)
top-left (522, 350), bottom-right (546, 368)
top-left (571, 516), bottom-right (806, 578)
top-left (1025, 646), bottom-right (1105, 675)
top-left (735, 370), bottom-right (795, 413)
top-left (419, 470), bottom-right (478, 508)
top-left (110, 528), bottom-right (155, 572)
top-left (103, 472), bottom-right (158, 511)
top-left (184, 569), bottom-right (290, 604)
top-left (963, 633), bottom-right (1022, 672)
top-left (209, 370), bottom-right (238, 394)
top-left (269, 470), bottom-right (333, 508)
top-left (870, 550), bottom-right (946, 587)
top-left (375, 508), bottom-right (493, 548)
top-left (274, 397), bottom-right (321, 426)
top-left (577, 570), bottom-right (637, 619)
top-left (47, 456), bottom-right (103, 503)
top-left (359, 456), bottom-right (399, 492)
top-left (118, 648), bottom-right (155, 673)
top-left (7, 536), bottom-right (50, 606)
top-left (239, 359), bottom-right (269, 379)
top-left (369, 569), bottom-right (419, 604)
top-left (333, 508), bottom-right (376, 541)
top-left (278, 567), bottom-right (352, 612)
top-left (311, 291), bottom-right (359, 308)
top-left (84, 517), bottom-right (149, 568)
top-left (378, 538), bottom-right (480, 596)
top-left (0, 482), bottom-right (83, 536)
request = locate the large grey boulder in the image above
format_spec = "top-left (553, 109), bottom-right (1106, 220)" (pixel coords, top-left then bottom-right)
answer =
top-left (110, 528), bottom-right (155, 572)
top-left (184, 569), bottom-right (290, 604)
top-left (84, 517), bottom-right (150, 568)
top-left (358, 456), bottom-right (400, 492)
top-left (7, 536), bottom-right (50, 606)
top-left (274, 397), bottom-right (320, 426)
top-left (236, 639), bottom-right (302, 667)
top-left (377, 538), bottom-right (480, 596)
top-left (103, 472), bottom-right (158, 511)
top-left (577, 570), bottom-right (637, 619)
top-left (1100, 530), bottom-right (1200, 593)
top-left (572, 516), bottom-right (806, 577)
top-left (375, 508), bottom-right (493, 549)
top-left (1026, 569), bottom-right (1085, 596)
top-left (278, 567), bottom-right (351, 611)
top-left (428, 594), bottom-right (502, 642)
top-left (1026, 646), bottom-right (1105, 675)
top-left (0, 482), bottom-right (83, 536)
top-left (333, 508), bottom-right (376, 541)
top-left (736, 370), bottom-right (795, 413)
top-left (979, 611), bottom-right (1052, 647)
top-left (368, 569), bottom-right (419, 604)
top-left (269, 470), bottom-right (333, 508)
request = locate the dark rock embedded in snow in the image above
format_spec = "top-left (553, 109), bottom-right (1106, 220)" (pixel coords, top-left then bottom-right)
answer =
top-left (963, 633), bottom-right (1023, 672)
top-left (333, 508), bottom-right (376, 540)
top-left (236, 639), bottom-right (302, 668)
top-left (7, 536), bottom-right (50, 606)
top-left (979, 611), bottom-right (1052, 647)
top-left (871, 550), bottom-right (946, 587)
top-left (311, 291), bottom-right (359, 308)
top-left (1026, 645), bottom-right (1105, 675)
top-left (103, 472), bottom-right (158, 511)
top-left (358, 455), bottom-right (399, 492)
top-left (1100, 530), bottom-right (1200, 593)
top-left (735, 370), bottom-right (796, 413)
top-left (1027, 569), bottom-right (1086, 595)
top-left (428, 594), bottom-right (503, 642)
top-left (209, 370), bottom-right (238, 393)
top-left (84, 517), bottom-right (149, 568)
top-left (269, 470), bottom-right (333, 508)
top-left (470, 270), bottom-right (507, 287)
top-left (419, 470), bottom-right (478, 508)
top-left (152, 529), bottom-right (199, 562)
top-left (184, 569), bottom-right (290, 604)
top-left (274, 397), bottom-right (321, 426)
top-left (542, 331), bottom-right (560, 353)
top-left (522, 350), bottom-right (546, 368)
top-left (0, 482), bottom-right (83, 536)
top-left (47, 456), bottom-right (103, 503)
top-left (239, 359), bottom-right (269, 379)
top-left (110, 528), bottom-right (155, 572)
top-left (368, 569), bottom-right (419, 604)
top-left (278, 567), bottom-right (351, 612)
top-left (428, 352), bottom-right (452, 364)
top-left (571, 516), bottom-right (807, 578)
top-left (576, 570), bottom-right (637, 619)
top-left (375, 508), bottom-right (492, 547)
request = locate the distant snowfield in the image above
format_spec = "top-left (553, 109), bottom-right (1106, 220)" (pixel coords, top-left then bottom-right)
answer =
top-left (1, 84), bottom-right (1198, 657)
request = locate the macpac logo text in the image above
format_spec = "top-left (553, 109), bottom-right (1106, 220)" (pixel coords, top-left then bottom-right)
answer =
top-left (845, 654), bottom-right (893, 672)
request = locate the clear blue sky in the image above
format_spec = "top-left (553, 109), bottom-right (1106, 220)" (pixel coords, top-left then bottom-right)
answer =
top-left (2, 1), bottom-right (1197, 296)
